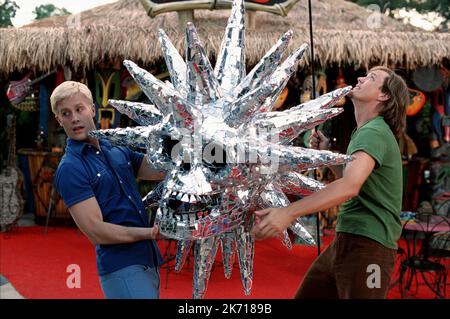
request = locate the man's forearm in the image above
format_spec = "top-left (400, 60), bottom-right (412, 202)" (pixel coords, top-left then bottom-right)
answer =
top-left (86, 221), bottom-right (154, 245)
top-left (285, 178), bottom-right (357, 220)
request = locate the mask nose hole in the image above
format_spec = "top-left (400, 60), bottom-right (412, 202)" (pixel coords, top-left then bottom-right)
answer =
top-left (180, 162), bottom-right (191, 171)
top-left (161, 135), bottom-right (180, 160)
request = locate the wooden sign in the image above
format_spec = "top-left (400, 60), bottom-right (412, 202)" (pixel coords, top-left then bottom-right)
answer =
top-left (139, 0), bottom-right (300, 17)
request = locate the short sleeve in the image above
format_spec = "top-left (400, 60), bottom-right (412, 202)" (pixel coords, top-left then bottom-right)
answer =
top-left (126, 148), bottom-right (145, 176)
top-left (54, 162), bottom-right (94, 208)
top-left (347, 127), bottom-right (387, 168)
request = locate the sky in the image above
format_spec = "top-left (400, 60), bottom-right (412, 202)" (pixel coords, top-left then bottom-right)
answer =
top-left (396, 8), bottom-right (445, 31)
top-left (11, 0), bottom-right (116, 27)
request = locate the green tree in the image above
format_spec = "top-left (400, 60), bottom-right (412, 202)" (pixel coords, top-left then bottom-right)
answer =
top-left (0, 0), bottom-right (19, 27)
top-left (349, 0), bottom-right (450, 31)
top-left (33, 4), bottom-right (71, 20)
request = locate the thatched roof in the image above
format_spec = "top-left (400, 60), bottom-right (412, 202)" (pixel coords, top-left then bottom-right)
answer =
top-left (0, 0), bottom-right (449, 76)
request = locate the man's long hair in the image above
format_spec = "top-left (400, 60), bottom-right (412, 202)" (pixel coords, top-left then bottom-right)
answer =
top-left (370, 66), bottom-right (409, 139)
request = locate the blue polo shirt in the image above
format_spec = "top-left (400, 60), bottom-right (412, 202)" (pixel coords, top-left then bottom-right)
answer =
top-left (54, 138), bottom-right (163, 276)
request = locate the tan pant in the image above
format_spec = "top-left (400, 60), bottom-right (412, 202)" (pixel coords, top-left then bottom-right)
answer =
top-left (295, 232), bottom-right (397, 299)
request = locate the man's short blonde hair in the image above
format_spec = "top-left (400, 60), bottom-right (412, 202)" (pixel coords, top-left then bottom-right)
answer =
top-left (50, 81), bottom-right (93, 114)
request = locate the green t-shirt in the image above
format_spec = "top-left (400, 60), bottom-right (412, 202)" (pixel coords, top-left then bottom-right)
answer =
top-left (336, 116), bottom-right (402, 249)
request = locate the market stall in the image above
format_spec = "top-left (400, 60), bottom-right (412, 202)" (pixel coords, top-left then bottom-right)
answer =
top-left (0, 0), bottom-right (449, 227)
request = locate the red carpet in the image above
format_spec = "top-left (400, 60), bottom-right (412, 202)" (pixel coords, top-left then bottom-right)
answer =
top-left (0, 226), bottom-right (446, 299)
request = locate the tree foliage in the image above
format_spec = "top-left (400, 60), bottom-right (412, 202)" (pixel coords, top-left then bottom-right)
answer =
top-left (33, 4), bottom-right (71, 20)
top-left (349, 0), bottom-right (450, 31)
top-left (0, 0), bottom-right (19, 27)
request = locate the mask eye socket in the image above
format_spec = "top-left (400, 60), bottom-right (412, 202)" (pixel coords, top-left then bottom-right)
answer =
top-left (161, 135), bottom-right (181, 160)
top-left (147, 134), bottom-right (183, 170)
top-left (202, 142), bottom-right (228, 174)
top-left (160, 135), bottom-right (193, 172)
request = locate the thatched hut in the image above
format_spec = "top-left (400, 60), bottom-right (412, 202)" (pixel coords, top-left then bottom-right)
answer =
top-left (0, 0), bottom-right (449, 222)
top-left (0, 0), bottom-right (449, 77)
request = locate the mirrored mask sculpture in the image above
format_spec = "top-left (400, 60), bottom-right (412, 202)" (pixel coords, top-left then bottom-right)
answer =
top-left (90, 0), bottom-right (353, 299)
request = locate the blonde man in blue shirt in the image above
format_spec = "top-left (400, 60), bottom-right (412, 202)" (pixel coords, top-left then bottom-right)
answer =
top-left (51, 81), bottom-right (164, 299)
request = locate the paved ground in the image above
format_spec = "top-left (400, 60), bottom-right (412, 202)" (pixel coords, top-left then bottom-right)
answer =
top-left (0, 275), bottom-right (24, 299)
top-left (0, 213), bottom-right (35, 299)
top-left (17, 213), bottom-right (37, 227)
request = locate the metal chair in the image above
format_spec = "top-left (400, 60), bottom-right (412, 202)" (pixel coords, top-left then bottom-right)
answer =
top-left (398, 214), bottom-right (449, 298)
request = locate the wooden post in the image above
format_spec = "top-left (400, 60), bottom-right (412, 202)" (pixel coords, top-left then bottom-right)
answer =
top-left (177, 10), bottom-right (195, 30)
top-left (246, 11), bottom-right (256, 30)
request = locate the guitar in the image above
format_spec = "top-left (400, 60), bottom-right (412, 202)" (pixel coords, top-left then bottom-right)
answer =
top-left (6, 71), bottom-right (55, 105)
top-left (0, 115), bottom-right (24, 232)
top-left (406, 88), bottom-right (426, 116)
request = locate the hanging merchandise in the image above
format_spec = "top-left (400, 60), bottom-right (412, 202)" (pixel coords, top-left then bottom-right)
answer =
top-left (398, 132), bottom-right (418, 159)
top-left (14, 95), bottom-right (38, 112)
top-left (63, 65), bottom-right (72, 81)
top-left (94, 70), bottom-right (122, 129)
top-left (446, 85), bottom-right (450, 115)
top-left (406, 88), bottom-right (426, 116)
top-left (121, 69), bottom-right (143, 101)
top-left (415, 100), bottom-right (433, 135)
top-left (412, 66), bottom-right (443, 93)
top-left (444, 86), bottom-right (450, 143)
top-left (443, 115), bottom-right (450, 143)
top-left (431, 87), bottom-right (446, 143)
top-left (38, 83), bottom-right (49, 140)
top-left (55, 67), bottom-right (65, 87)
top-left (6, 71), bottom-right (55, 105)
top-left (0, 115), bottom-right (24, 232)
top-left (54, 65), bottom-right (73, 87)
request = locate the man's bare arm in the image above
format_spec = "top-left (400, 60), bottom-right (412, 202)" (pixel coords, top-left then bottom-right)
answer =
top-left (251, 151), bottom-right (376, 239)
top-left (69, 197), bottom-right (158, 245)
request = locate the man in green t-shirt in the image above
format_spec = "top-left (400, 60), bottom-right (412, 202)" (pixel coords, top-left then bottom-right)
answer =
top-left (251, 66), bottom-right (409, 298)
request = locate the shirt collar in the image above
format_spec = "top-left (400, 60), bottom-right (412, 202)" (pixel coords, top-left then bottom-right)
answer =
top-left (66, 138), bottom-right (112, 155)
top-left (352, 115), bottom-right (383, 137)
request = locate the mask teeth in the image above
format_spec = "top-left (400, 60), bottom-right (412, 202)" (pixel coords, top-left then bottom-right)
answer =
top-left (181, 193), bottom-right (189, 202)
top-left (176, 192), bottom-right (183, 200)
